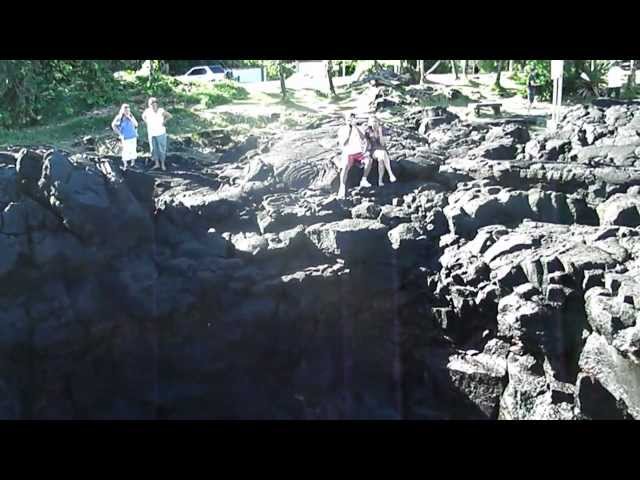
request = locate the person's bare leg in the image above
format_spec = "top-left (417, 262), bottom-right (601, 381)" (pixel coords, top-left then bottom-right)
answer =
top-left (383, 150), bottom-right (396, 182)
top-left (372, 151), bottom-right (384, 186)
top-left (338, 153), bottom-right (350, 198)
top-left (360, 154), bottom-right (373, 187)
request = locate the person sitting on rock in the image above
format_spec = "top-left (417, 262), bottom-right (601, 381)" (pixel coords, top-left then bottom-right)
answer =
top-left (336, 112), bottom-right (371, 198)
top-left (364, 115), bottom-right (397, 186)
top-left (142, 97), bottom-right (172, 171)
top-left (111, 103), bottom-right (138, 170)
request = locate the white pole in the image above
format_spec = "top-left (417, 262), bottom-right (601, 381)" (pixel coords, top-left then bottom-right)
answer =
top-left (550, 60), bottom-right (565, 129)
top-left (557, 74), bottom-right (563, 122)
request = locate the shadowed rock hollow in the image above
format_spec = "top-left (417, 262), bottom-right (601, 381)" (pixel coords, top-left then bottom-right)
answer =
top-left (1, 91), bottom-right (640, 419)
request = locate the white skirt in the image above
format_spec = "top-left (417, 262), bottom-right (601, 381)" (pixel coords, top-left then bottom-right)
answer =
top-left (122, 138), bottom-right (137, 161)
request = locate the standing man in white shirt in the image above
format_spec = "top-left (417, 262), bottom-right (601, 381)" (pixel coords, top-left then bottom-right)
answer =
top-left (142, 97), bottom-right (173, 170)
top-left (336, 112), bottom-right (371, 199)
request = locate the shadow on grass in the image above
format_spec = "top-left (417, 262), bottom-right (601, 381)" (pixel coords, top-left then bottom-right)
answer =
top-left (265, 92), bottom-right (284, 100)
top-left (329, 94), bottom-right (349, 103)
top-left (491, 86), bottom-right (520, 99)
top-left (277, 98), bottom-right (317, 113)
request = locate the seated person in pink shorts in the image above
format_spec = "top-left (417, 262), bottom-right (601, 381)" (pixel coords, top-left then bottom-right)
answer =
top-left (336, 112), bottom-right (372, 198)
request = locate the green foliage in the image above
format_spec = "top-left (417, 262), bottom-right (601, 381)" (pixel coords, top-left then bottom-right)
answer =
top-left (571, 61), bottom-right (609, 98)
top-left (0, 60), bottom-right (126, 128)
top-left (0, 59), bottom-right (251, 133)
top-left (0, 60), bottom-right (41, 128)
top-left (120, 71), bottom-right (182, 98)
top-left (478, 60), bottom-right (499, 73)
top-left (622, 84), bottom-right (639, 100)
top-left (263, 61), bottom-right (295, 81)
top-left (335, 60), bottom-right (357, 76)
top-left (178, 80), bottom-right (249, 107)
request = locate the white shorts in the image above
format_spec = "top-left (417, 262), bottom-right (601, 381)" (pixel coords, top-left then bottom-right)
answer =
top-left (122, 138), bottom-right (137, 161)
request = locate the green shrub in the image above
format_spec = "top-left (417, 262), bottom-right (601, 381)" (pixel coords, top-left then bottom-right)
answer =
top-left (572, 62), bottom-right (609, 98)
top-left (622, 84), bottom-right (640, 100)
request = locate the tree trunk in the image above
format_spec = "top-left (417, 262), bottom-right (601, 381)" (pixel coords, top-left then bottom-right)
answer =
top-left (419, 60), bottom-right (424, 84)
top-left (451, 60), bottom-right (459, 80)
top-left (279, 61), bottom-right (287, 100)
top-left (462, 60), bottom-right (468, 80)
top-left (508, 60), bottom-right (513, 72)
top-left (494, 60), bottom-right (503, 89)
top-left (327, 60), bottom-right (336, 96)
top-left (148, 60), bottom-right (159, 89)
top-left (341, 61), bottom-right (345, 77)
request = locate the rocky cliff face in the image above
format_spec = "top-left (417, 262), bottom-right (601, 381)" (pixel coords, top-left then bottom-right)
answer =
top-left (1, 99), bottom-right (640, 419)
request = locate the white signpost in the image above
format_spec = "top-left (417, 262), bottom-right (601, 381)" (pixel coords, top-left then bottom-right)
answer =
top-left (550, 60), bottom-right (565, 130)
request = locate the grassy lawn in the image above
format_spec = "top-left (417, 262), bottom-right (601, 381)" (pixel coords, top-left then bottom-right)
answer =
top-left (0, 76), bottom-right (256, 149)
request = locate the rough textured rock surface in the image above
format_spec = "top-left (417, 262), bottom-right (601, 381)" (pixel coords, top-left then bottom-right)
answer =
top-left (3, 98), bottom-right (640, 419)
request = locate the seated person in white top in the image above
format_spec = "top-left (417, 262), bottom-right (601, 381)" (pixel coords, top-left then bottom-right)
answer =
top-left (142, 97), bottom-right (172, 170)
top-left (336, 112), bottom-right (373, 199)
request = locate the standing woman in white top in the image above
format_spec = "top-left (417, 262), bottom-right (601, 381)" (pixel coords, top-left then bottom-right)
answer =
top-left (111, 103), bottom-right (139, 170)
top-left (142, 97), bottom-right (173, 170)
